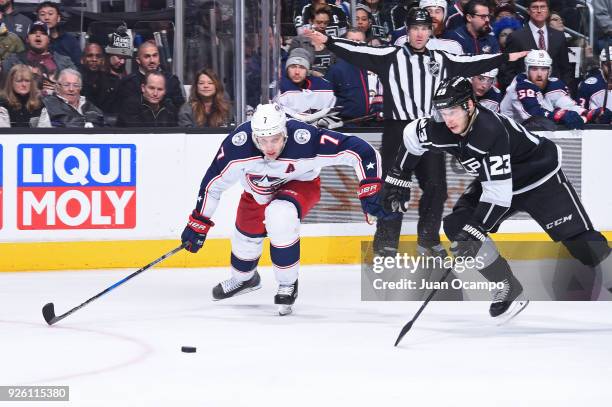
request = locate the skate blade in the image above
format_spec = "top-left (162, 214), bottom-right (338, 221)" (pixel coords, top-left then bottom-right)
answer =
top-left (496, 299), bottom-right (529, 326)
top-left (212, 284), bottom-right (261, 301)
top-left (278, 304), bottom-right (293, 316)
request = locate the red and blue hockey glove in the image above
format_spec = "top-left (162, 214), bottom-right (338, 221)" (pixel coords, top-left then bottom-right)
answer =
top-left (181, 210), bottom-right (215, 253)
top-left (450, 222), bottom-right (488, 259)
top-left (553, 109), bottom-right (585, 129)
top-left (358, 178), bottom-right (395, 223)
top-left (381, 167), bottom-right (413, 213)
top-left (584, 107), bottom-right (612, 125)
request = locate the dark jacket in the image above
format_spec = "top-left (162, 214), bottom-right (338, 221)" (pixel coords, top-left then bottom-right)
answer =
top-left (499, 24), bottom-right (573, 88)
top-left (114, 70), bottom-right (185, 113)
top-left (117, 96), bottom-right (178, 127)
top-left (81, 69), bottom-right (122, 114)
top-left (324, 58), bottom-right (370, 119)
top-left (0, 9), bottom-right (31, 42)
top-left (40, 94), bottom-right (104, 128)
top-left (50, 31), bottom-right (82, 68)
top-left (2, 50), bottom-right (76, 78)
top-left (0, 96), bottom-right (42, 127)
top-left (446, 24), bottom-right (500, 55)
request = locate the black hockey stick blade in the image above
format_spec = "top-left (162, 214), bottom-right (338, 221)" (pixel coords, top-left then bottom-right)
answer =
top-left (42, 302), bottom-right (57, 325)
top-left (394, 267), bottom-right (453, 347)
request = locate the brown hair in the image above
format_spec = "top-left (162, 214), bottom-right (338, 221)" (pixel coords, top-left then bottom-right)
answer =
top-left (189, 68), bottom-right (231, 127)
top-left (2, 64), bottom-right (42, 112)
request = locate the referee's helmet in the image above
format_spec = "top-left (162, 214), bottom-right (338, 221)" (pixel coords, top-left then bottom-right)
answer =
top-left (405, 7), bottom-right (433, 29)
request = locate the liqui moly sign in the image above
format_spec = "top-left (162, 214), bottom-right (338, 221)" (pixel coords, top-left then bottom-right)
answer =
top-left (17, 144), bottom-right (137, 229)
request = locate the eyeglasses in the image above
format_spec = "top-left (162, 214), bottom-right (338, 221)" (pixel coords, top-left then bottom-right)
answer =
top-left (471, 13), bottom-right (492, 20)
top-left (58, 83), bottom-right (82, 89)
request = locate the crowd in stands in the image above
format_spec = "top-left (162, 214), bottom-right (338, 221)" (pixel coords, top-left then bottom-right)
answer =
top-left (0, 0), bottom-right (608, 128)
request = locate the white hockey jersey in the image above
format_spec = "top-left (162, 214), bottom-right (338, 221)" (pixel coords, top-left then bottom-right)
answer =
top-left (277, 75), bottom-right (336, 118)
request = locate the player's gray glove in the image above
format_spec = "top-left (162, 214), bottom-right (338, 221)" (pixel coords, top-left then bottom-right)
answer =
top-left (317, 115), bottom-right (344, 129)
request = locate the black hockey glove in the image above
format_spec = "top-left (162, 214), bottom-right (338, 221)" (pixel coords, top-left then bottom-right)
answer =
top-left (181, 210), bottom-right (215, 253)
top-left (450, 222), bottom-right (488, 259)
top-left (381, 167), bottom-right (413, 213)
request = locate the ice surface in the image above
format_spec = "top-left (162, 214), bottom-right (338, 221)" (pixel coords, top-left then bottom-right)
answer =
top-left (1, 265), bottom-right (611, 406)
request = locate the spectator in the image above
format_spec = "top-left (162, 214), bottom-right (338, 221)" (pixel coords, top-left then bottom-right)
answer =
top-left (179, 68), bottom-right (231, 127)
top-left (0, 64), bottom-right (42, 127)
top-left (493, 16), bottom-right (522, 51)
top-left (0, 22), bottom-right (24, 63)
top-left (117, 71), bottom-right (178, 127)
top-left (2, 21), bottom-right (76, 96)
top-left (277, 47), bottom-right (336, 124)
top-left (500, 50), bottom-right (602, 128)
top-left (498, 0), bottom-right (572, 89)
top-left (446, 0), bottom-right (471, 31)
top-left (114, 40), bottom-right (185, 112)
top-left (593, 0), bottom-right (612, 51)
top-left (446, 0), bottom-right (500, 54)
top-left (548, 11), bottom-right (575, 45)
top-left (471, 69), bottom-right (502, 112)
top-left (355, 3), bottom-right (388, 44)
top-left (391, 0), bottom-right (464, 54)
top-left (36, 1), bottom-right (81, 67)
top-left (80, 42), bottom-right (119, 114)
top-left (294, 0), bottom-right (348, 37)
top-left (0, 0), bottom-right (32, 42)
top-left (359, 0), bottom-right (393, 40)
top-left (576, 47), bottom-right (612, 123)
top-left (104, 24), bottom-right (131, 80)
top-left (325, 29), bottom-right (373, 122)
top-left (307, 6), bottom-right (337, 75)
top-left (38, 68), bottom-right (104, 128)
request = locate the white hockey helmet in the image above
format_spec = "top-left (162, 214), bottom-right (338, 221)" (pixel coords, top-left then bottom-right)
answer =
top-left (525, 49), bottom-right (552, 73)
top-left (480, 68), bottom-right (498, 78)
top-left (419, 0), bottom-right (447, 19)
top-left (251, 103), bottom-right (288, 150)
top-left (599, 46), bottom-right (612, 62)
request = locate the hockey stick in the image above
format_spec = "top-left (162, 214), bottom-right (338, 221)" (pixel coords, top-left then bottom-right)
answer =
top-left (394, 266), bottom-right (453, 346)
top-left (342, 112), bottom-right (380, 125)
top-left (603, 35), bottom-right (611, 112)
top-left (42, 243), bottom-right (187, 325)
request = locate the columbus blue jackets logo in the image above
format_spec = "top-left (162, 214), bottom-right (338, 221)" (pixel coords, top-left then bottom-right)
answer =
top-left (246, 173), bottom-right (286, 195)
top-left (294, 129), bottom-right (311, 144)
top-left (232, 131), bottom-right (248, 146)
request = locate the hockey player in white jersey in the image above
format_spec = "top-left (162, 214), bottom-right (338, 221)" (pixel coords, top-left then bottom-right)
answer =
top-left (471, 69), bottom-right (502, 112)
top-left (181, 103), bottom-right (390, 315)
top-left (577, 47), bottom-right (612, 123)
top-left (277, 47), bottom-right (341, 128)
top-left (500, 50), bottom-right (606, 129)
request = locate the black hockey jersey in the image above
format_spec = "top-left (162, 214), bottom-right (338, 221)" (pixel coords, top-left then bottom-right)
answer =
top-left (395, 106), bottom-right (561, 230)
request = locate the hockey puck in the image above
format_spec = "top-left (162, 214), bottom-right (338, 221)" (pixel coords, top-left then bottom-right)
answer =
top-left (181, 346), bottom-right (196, 353)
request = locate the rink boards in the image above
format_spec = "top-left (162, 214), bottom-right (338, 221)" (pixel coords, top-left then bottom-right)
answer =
top-left (0, 128), bottom-right (610, 271)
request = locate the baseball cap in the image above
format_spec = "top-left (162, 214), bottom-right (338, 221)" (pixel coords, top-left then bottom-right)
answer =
top-left (28, 21), bottom-right (50, 36)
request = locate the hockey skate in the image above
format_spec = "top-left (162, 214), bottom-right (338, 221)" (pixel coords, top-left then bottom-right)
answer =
top-left (417, 243), bottom-right (448, 259)
top-left (212, 271), bottom-right (261, 300)
top-left (490, 274), bottom-right (529, 324)
top-left (275, 280), bottom-right (298, 316)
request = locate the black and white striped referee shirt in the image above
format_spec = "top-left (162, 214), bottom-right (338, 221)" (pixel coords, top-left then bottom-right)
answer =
top-left (326, 37), bottom-right (510, 121)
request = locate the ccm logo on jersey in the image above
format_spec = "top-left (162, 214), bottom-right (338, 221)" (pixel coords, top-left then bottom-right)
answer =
top-left (546, 214), bottom-right (573, 230)
top-left (17, 144), bottom-right (137, 230)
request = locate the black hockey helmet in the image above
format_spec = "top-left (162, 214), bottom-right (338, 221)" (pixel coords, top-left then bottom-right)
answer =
top-left (405, 7), bottom-right (433, 29)
top-left (432, 76), bottom-right (475, 111)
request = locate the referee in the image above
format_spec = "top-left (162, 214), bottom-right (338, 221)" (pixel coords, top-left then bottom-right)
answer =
top-left (306, 9), bottom-right (528, 258)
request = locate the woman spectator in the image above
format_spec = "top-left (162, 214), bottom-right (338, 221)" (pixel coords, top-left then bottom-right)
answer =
top-left (179, 68), bottom-right (231, 128)
top-left (493, 16), bottom-right (523, 51)
top-left (0, 64), bottom-right (43, 127)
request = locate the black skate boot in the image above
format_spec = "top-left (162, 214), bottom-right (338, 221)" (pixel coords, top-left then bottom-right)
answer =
top-left (275, 280), bottom-right (298, 316)
top-left (212, 271), bottom-right (261, 301)
top-left (490, 274), bottom-right (529, 323)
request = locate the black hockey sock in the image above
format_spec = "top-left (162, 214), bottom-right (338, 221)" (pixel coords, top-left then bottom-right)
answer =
top-left (373, 215), bottom-right (403, 255)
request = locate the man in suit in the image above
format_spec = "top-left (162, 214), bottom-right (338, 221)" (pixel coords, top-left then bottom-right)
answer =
top-left (499, 0), bottom-right (572, 89)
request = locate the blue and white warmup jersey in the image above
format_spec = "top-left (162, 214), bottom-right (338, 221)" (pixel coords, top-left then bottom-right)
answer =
top-left (478, 85), bottom-right (502, 112)
top-left (193, 119), bottom-right (381, 217)
top-left (500, 73), bottom-right (585, 122)
top-left (577, 69), bottom-right (612, 110)
top-left (277, 76), bottom-right (336, 117)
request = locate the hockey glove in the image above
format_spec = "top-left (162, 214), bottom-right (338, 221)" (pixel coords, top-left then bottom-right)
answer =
top-left (553, 109), bottom-right (585, 130)
top-left (181, 210), bottom-right (215, 253)
top-left (585, 107), bottom-right (612, 125)
top-left (381, 167), bottom-right (413, 213)
top-left (317, 115), bottom-right (344, 129)
top-left (450, 222), bottom-right (488, 259)
top-left (358, 178), bottom-right (395, 222)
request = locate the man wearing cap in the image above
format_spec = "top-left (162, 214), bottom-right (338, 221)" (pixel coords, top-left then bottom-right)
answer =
top-left (277, 47), bottom-right (338, 127)
top-left (577, 47), bottom-right (612, 123)
top-left (2, 21), bottom-right (75, 94)
top-left (471, 69), bottom-right (502, 112)
top-left (0, 0), bottom-right (31, 43)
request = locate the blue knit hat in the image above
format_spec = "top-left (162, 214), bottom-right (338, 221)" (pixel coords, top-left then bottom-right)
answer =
top-left (493, 17), bottom-right (522, 39)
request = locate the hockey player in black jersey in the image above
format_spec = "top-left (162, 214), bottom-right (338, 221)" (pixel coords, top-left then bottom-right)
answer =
top-left (381, 77), bottom-right (612, 319)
